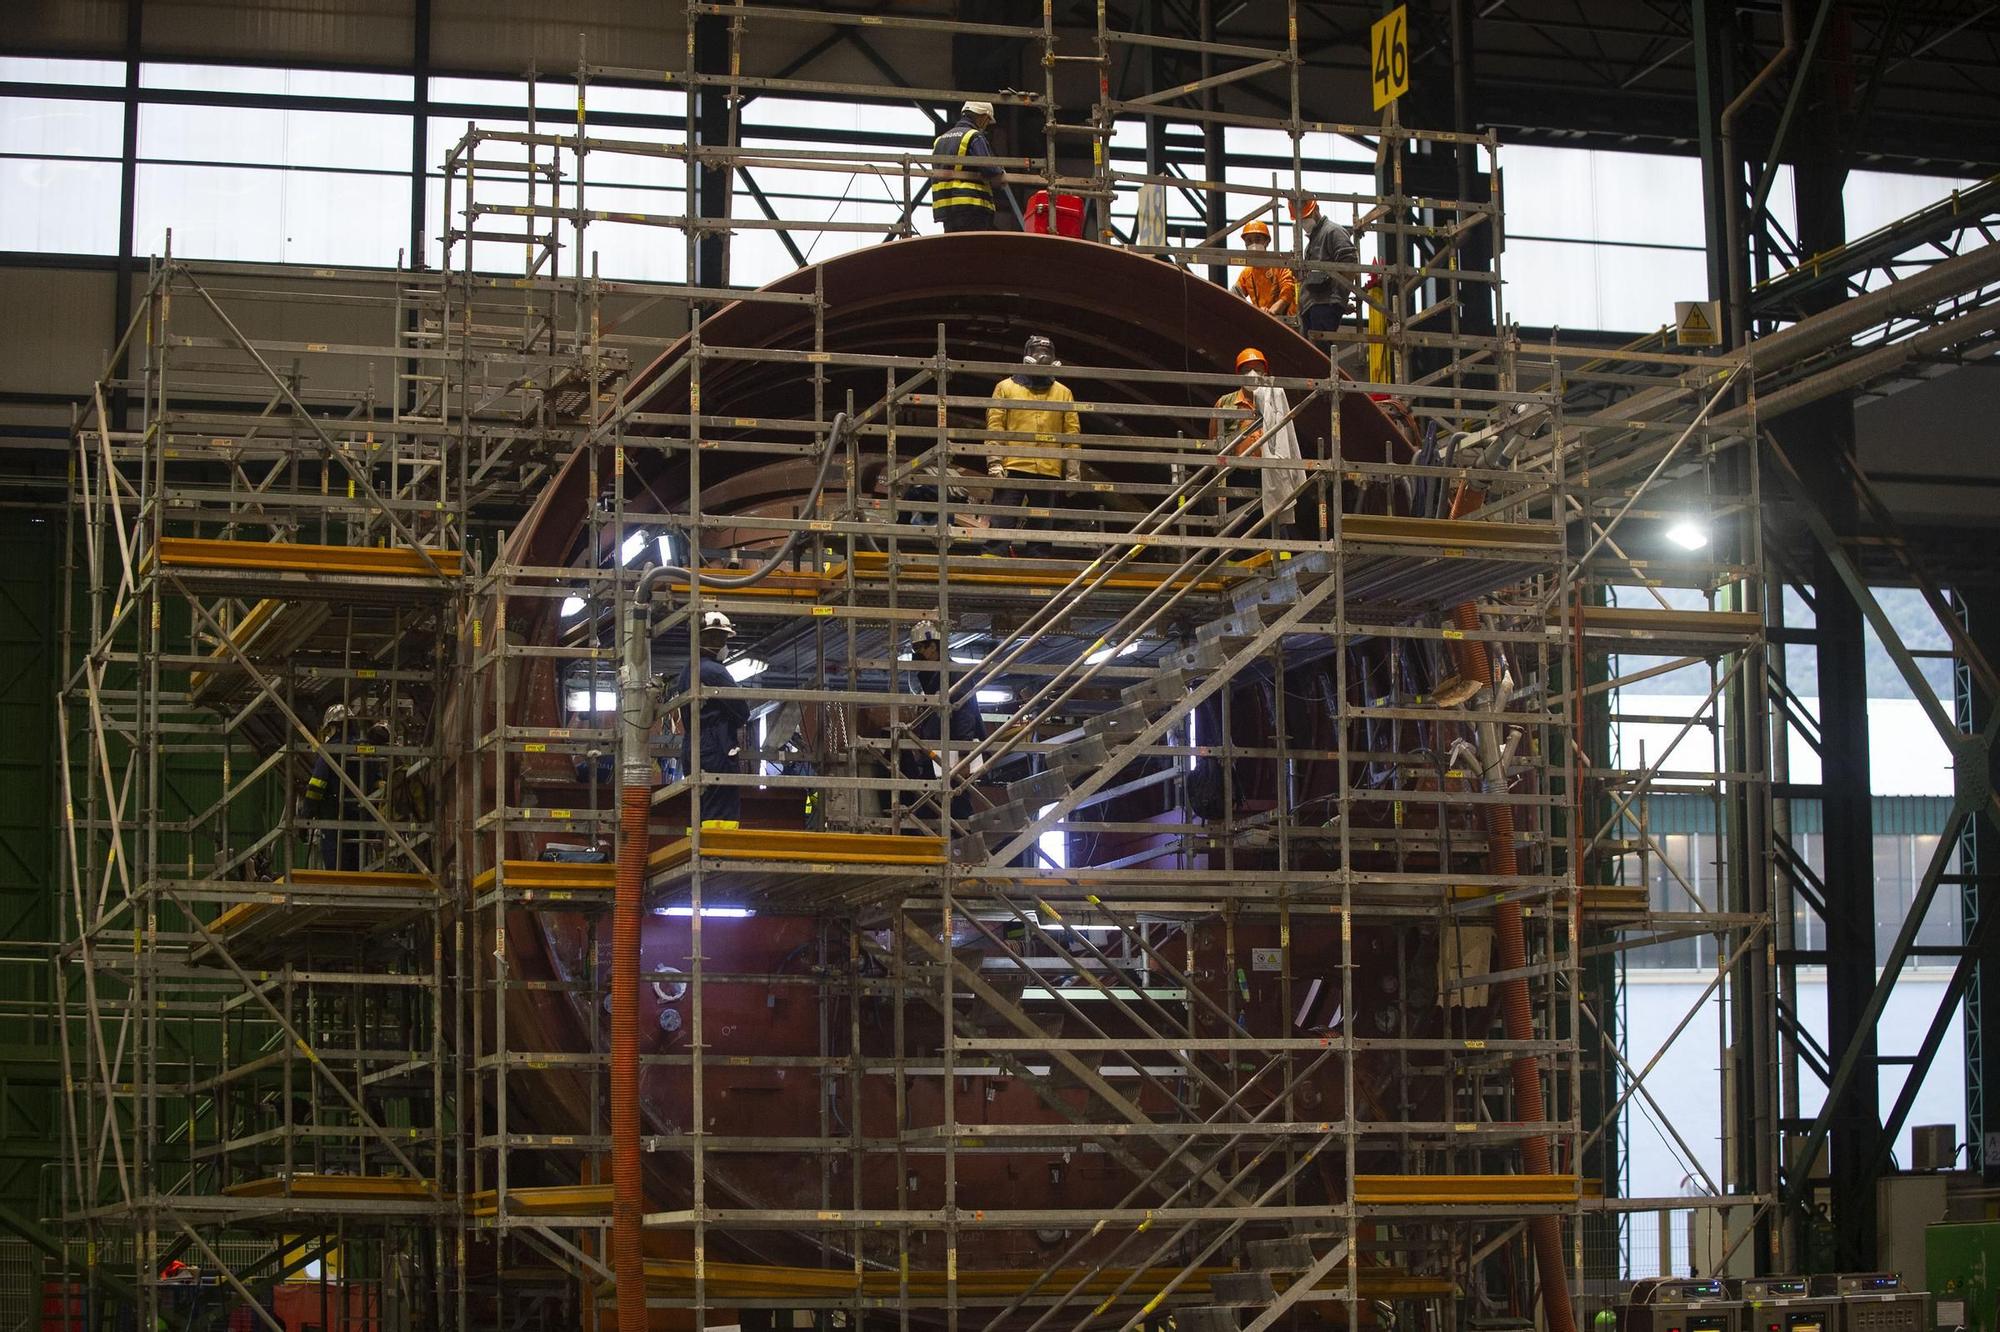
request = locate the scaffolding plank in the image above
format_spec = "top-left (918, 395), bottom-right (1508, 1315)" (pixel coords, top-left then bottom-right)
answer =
top-left (152, 537), bottom-right (463, 579)
top-left (223, 1173), bottom-right (437, 1200)
top-left (193, 871), bottom-right (439, 966)
top-left (1352, 1173), bottom-right (1580, 1205)
top-left (465, 1184), bottom-right (612, 1217)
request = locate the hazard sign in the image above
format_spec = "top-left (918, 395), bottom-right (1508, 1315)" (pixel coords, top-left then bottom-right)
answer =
top-left (1675, 300), bottom-right (1722, 347)
top-left (1370, 6), bottom-right (1410, 111)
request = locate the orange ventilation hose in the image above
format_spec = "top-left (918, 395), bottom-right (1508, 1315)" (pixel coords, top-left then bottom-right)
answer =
top-left (612, 782), bottom-right (651, 1332)
top-left (1448, 492), bottom-right (1575, 1332)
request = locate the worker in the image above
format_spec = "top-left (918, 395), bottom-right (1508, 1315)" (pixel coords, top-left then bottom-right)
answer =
top-left (932, 100), bottom-right (1005, 233)
top-left (898, 618), bottom-right (988, 823)
top-left (297, 701), bottom-right (387, 871)
top-left (1289, 192), bottom-right (1359, 338)
top-left (1232, 220), bottom-right (1296, 316)
top-left (986, 334), bottom-right (1083, 558)
top-left (1208, 347), bottom-right (1308, 542)
top-left (671, 610), bottom-right (751, 829)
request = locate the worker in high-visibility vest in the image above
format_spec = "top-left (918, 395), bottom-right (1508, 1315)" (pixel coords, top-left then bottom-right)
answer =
top-left (1232, 220), bottom-right (1296, 316)
top-left (986, 334), bottom-right (1082, 558)
top-left (932, 100), bottom-right (1005, 232)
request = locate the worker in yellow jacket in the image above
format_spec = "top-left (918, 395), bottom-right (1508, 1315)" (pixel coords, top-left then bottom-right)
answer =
top-left (986, 334), bottom-right (1082, 558)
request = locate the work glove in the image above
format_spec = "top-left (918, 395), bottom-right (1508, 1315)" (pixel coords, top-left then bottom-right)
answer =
top-left (988, 460), bottom-right (1006, 479)
top-left (1065, 462), bottom-right (1082, 484)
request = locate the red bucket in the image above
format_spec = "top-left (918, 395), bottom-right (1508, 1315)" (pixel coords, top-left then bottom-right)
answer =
top-left (1024, 190), bottom-right (1085, 238)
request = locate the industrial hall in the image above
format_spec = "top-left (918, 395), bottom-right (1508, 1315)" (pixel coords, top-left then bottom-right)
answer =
top-left (0, 1), bottom-right (1997, 1329)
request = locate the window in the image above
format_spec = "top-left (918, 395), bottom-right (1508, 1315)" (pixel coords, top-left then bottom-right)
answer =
top-left (140, 64), bottom-right (414, 101)
top-left (0, 57), bottom-right (126, 88)
top-left (134, 93), bottom-right (411, 265)
top-left (0, 95), bottom-right (124, 253)
top-left (422, 96), bottom-right (689, 279)
top-left (1502, 146), bottom-right (1709, 333)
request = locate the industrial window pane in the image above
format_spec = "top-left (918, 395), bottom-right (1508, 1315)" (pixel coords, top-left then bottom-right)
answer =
top-left (741, 97), bottom-right (930, 139)
top-left (134, 163), bottom-right (411, 265)
top-left (432, 76), bottom-right (579, 110)
top-left (140, 104), bottom-right (409, 173)
top-left (0, 96), bottom-right (124, 158)
top-left (1505, 237), bottom-right (1707, 334)
top-left (1504, 145), bottom-right (1704, 249)
top-left (1844, 169), bottom-right (1980, 241)
top-left (0, 57), bottom-right (127, 87)
top-left (0, 158), bottom-right (123, 254)
top-left (139, 63), bottom-right (414, 101)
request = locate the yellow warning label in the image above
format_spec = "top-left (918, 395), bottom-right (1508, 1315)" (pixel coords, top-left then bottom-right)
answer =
top-left (1675, 299), bottom-right (1722, 347)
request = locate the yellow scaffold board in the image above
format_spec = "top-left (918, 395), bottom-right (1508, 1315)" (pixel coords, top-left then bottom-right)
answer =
top-left (223, 1173), bottom-right (438, 1201)
top-left (466, 1184), bottom-right (612, 1218)
top-left (151, 537), bottom-right (462, 579)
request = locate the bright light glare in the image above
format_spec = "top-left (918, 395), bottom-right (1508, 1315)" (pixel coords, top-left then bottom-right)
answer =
top-left (976, 688), bottom-right (1013, 704)
top-left (951, 654), bottom-right (982, 666)
top-left (1665, 518), bottom-right (1710, 551)
top-left (1037, 801), bottom-right (1068, 869)
top-left (1084, 641), bottom-right (1140, 666)
top-left (620, 530), bottom-right (649, 564)
top-left (559, 595), bottom-right (586, 618)
top-left (565, 688), bottom-right (619, 713)
top-left (725, 656), bottom-right (769, 683)
top-left (651, 906), bottom-right (755, 918)
top-left (657, 533), bottom-right (680, 566)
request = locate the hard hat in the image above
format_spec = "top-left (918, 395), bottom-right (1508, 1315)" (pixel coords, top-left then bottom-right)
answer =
top-left (321, 703), bottom-right (350, 729)
top-left (1235, 347), bottom-right (1268, 372)
top-left (962, 100), bottom-right (995, 120)
top-left (700, 610), bottom-right (736, 638)
top-left (910, 618), bottom-right (944, 647)
top-left (1240, 220), bottom-right (1271, 243)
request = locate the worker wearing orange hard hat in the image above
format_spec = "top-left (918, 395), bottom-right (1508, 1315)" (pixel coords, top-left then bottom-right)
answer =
top-left (1289, 192), bottom-right (1359, 339)
top-left (1209, 346), bottom-right (1308, 543)
top-left (1232, 221), bottom-right (1296, 316)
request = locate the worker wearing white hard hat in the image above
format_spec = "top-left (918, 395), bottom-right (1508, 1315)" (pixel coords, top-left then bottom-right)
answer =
top-left (932, 100), bottom-right (1005, 232)
top-left (900, 617), bottom-right (988, 822)
top-left (671, 609), bottom-right (750, 828)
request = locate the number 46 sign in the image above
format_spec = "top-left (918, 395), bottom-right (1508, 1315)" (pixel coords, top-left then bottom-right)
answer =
top-left (1370, 5), bottom-right (1411, 111)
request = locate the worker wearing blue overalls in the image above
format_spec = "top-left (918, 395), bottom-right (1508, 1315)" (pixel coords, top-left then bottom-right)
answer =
top-left (673, 610), bottom-right (750, 829)
top-left (932, 100), bottom-right (1004, 232)
top-left (900, 618), bottom-right (988, 822)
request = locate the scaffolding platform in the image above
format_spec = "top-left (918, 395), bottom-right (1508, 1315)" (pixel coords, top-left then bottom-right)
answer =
top-left (191, 870), bottom-right (439, 967)
top-left (1334, 514), bottom-right (1565, 606)
top-left (466, 1184), bottom-right (612, 1218)
top-left (645, 827), bottom-right (947, 910)
top-left (831, 549), bottom-right (1239, 594)
top-left (471, 859), bottom-right (616, 909)
top-left (1352, 1174), bottom-right (1580, 1207)
top-left (1579, 604), bottom-right (1762, 657)
top-left (222, 1173), bottom-right (441, 1208)
top-left (146, 537), bottom-right (462, 599)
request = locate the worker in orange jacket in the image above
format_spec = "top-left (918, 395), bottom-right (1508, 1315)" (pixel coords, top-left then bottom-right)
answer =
top-left (1232, 220), bottom-right (1296, 316)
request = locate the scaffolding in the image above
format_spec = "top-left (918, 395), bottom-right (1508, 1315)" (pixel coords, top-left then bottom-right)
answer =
top-left (59, 4), bottom-right (1773, 1329)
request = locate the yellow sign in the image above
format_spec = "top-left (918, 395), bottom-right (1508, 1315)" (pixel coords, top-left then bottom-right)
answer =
top-left (1370, 6), bottom-right (1410, 111)
top-left (1675, 299), bottom-right (1722, 347)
